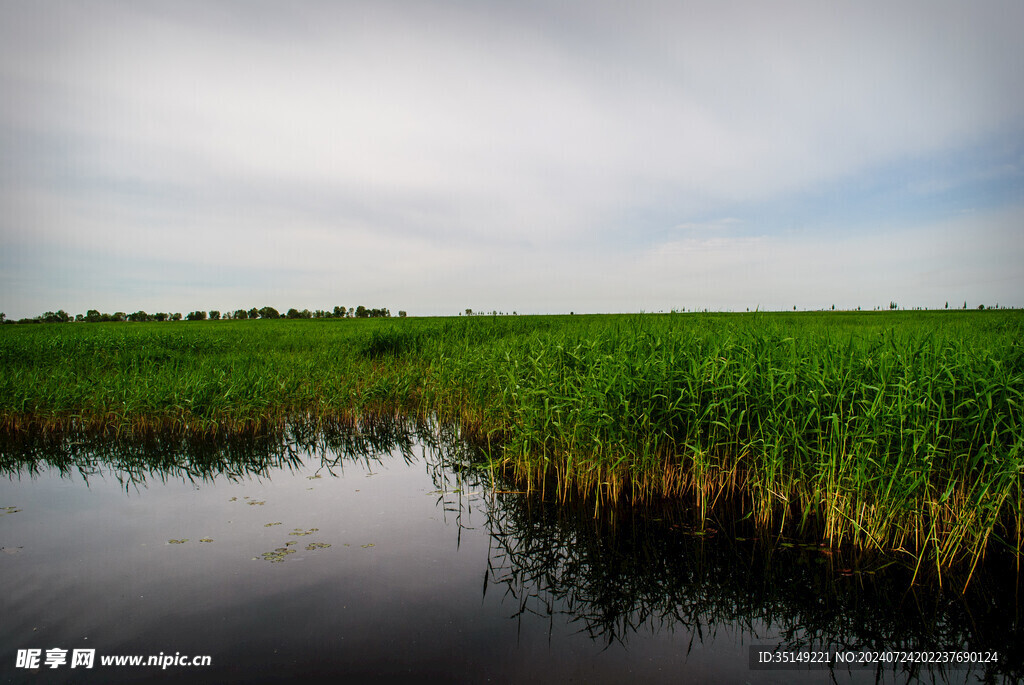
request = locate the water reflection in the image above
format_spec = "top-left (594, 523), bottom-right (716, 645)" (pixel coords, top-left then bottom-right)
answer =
top-left (486, 493), bottom-right (1023, 681)
top-left (1, 418), bottom-right (1020, 683)
top-left (0, 416), bottom-right (481, 489)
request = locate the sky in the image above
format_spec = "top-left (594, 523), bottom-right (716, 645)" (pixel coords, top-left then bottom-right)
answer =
top-left (1, 0), bottom-right (1022, 318)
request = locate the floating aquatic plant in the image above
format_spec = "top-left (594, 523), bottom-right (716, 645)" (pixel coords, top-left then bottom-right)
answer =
top-left (258, 547), bottom-right (297, 563)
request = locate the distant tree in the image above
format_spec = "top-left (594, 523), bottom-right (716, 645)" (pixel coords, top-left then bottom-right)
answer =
top-left (465, 308), bottom-right (473, 316)
top-left (831, 304), bottom-right (835, 310)
top-left (186, 310), bottom-right (207, 321)
top-left (248, 308), bottom-right (259, 320)
top-left (963, 301), bottom-right (967, 309)
top-left (128, 310), bottom-right (150, 322)
top-left (978, 304), bottom-right (985, 310)
top-left (355, 305), bottom-right (368, 318)
top-left (42, 310), bottom-right (70, 323)
top-left (154, 312), bottom-right (168, 322)
top-left (233, 309), bottom-right (248, 320)
top-left (398, 310), bottom-right (407, 318)
top-left (259, 306), bottom-right (280, 320)
top-left (793, 305), bottom-right (796, 311)
top-left (171, 312), bottom-right (182, 321)
top-left (286, 308), bottom-right (300, 319)
top-left (333, 306), bottom-right (346, 318)
top-left (208, 310), bottom-right (220, 320)
top-left (0, 313), bottom-right (5, 324)
top-left (945, 301), bottom-right (949, 309)
top-left (86, 309), bottom-right (101, 323)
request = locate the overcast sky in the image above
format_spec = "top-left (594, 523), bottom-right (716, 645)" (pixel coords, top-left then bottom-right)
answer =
top-left (1, 0), bottom-right (1022, 318)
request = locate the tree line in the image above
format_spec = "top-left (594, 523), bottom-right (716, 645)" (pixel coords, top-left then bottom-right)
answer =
top-left (0, 306), bottom-right (406, 325)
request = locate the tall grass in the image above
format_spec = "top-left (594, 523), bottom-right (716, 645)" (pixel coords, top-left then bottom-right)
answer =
top-left (432, 311), bottom-right (1023, 583)
top-left (1, 310), bottom-right (1021, 581)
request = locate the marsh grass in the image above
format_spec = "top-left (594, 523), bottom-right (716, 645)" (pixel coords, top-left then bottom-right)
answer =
top-left (485, 485), bottom-right (1024, 679)
top-left (1, 311), bottom-right (1021, 582)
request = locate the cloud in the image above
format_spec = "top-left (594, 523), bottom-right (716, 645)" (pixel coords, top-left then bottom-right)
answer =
top-left (1, 0), bottom-right (1022, 317)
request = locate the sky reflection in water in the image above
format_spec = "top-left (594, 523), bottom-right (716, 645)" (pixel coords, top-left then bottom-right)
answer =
top-left (0, 421), bottom-right (1019, 684)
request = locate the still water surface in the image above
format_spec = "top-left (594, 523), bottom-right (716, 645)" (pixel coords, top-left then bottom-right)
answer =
top-left (1, 421), bottom-right (1019, 683)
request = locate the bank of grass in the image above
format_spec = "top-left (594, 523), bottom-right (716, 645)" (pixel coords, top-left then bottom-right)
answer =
top-left (0, 318), bottom-right (429, 433)
top-left (2, 310), bottom-right (1022, 582)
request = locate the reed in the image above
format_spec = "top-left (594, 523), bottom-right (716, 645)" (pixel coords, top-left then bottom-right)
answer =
top-left (1, 310), bottom-right (1021, 580)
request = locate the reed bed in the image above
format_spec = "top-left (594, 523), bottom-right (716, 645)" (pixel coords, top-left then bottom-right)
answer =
top-left (1, 311), bottom-right (1021, 581)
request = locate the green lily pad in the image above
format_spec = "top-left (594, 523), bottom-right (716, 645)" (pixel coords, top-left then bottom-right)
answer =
top-left (259, 548), bottom-right (297, 563)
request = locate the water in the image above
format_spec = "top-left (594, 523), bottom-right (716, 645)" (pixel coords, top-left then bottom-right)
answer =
top-left (1, 420), bottom-right (1020, 683)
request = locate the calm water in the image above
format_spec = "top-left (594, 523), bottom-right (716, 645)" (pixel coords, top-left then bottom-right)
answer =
top-left (1, 421), bottom-right (1020, 684)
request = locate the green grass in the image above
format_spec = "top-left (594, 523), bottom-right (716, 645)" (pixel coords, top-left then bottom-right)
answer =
top-left (2, 310), bottom-right (1022, 582)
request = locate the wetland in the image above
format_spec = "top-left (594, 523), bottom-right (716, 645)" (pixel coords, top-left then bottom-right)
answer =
top-left (1, 418), bottom-right (1021, 683)
top-left (1, 311), bottom-right (1022, 681)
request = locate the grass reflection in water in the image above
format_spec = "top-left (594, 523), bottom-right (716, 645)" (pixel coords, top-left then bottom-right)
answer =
top-left (1, 416), bottom-right (1020, 683)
